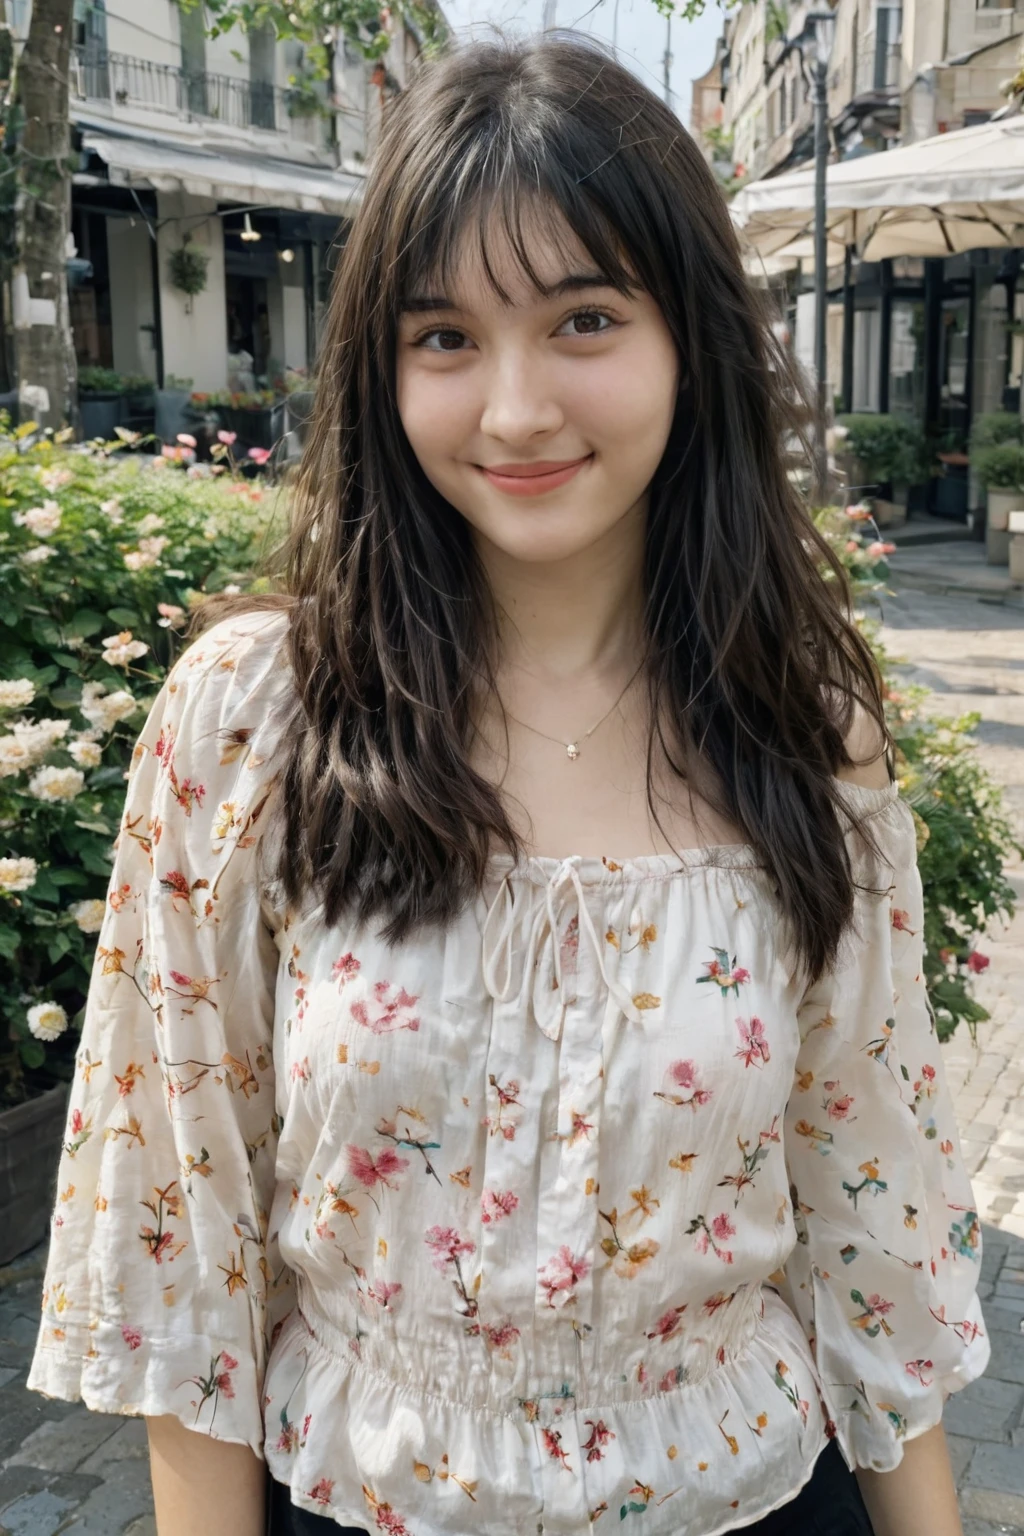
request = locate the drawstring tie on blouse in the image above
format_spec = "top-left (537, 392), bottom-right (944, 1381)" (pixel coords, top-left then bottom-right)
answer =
top-left (481, 858), bottom-right (644, 1040)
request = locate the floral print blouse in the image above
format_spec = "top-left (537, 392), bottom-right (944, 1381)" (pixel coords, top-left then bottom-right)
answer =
top-left (28, 611), bottom-right (989, 1536)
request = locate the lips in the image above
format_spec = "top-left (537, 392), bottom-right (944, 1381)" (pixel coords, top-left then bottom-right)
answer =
top-left (477, 455), bottom-right (592, 496)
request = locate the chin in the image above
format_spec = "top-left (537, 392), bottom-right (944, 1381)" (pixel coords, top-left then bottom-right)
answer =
top-left (472, 509), bottom-right (619, 565)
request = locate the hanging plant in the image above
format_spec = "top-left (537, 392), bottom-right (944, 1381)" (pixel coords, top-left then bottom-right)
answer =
top-left (169, 237), bottom-right (209, 299)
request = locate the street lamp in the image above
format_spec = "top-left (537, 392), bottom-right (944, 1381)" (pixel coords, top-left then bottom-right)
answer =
top-left (804, 8), bottom-right (836, 499)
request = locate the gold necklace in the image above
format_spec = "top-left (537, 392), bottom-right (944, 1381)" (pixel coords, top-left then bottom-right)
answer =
top-left (501, 660), bottom-right (646, 761)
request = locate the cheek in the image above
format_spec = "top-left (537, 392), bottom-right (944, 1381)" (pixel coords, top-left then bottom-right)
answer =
top-left (396, 365), bottom-right (469, 466)
top-left (572, 341), bottom-right (678, 463)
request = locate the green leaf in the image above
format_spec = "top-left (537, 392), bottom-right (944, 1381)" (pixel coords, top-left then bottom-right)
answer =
top-left (49, 684), bottom-right (83, 709)
top-left (0, 924), bottom-right (21, 959)
top-left (19, 1038), bottom-right (47, 1069)
top-left (68, 608), bottom-right (107, 638)
top-left (106, 607), bottom-right (140, 626)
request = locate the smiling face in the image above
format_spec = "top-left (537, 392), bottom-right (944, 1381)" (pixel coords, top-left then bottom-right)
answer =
top-left (394, 204), bottom-right (680, 567)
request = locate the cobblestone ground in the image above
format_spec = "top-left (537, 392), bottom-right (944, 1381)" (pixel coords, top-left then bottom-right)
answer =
top-left (1, 536), bottom-right (1023, 1535)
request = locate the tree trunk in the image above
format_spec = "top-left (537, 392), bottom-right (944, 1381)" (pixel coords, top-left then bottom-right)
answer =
top-left (11, 0), bottom-right (76, 429)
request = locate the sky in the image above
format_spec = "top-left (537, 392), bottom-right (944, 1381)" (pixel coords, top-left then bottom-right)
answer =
top-left (438, 0), bottom-right (726, 132)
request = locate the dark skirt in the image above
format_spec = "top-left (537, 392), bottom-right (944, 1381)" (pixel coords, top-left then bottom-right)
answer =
top-left (266, 1438), bottom-right (874, 1534)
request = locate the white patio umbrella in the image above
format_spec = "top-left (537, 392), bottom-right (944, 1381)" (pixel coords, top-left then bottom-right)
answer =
top-left (730, 111), bottom-right (1024, 264)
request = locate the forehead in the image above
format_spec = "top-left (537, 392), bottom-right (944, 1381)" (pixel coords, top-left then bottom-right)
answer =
top-left (400, 191), bottom-right (634, 310)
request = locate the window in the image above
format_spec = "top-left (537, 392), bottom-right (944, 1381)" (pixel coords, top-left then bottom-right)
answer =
top-left (873, 6), bottom-right (901, 90)
top-left (179, 4), bottom-right (208, 116)
top-left (249, 24), bottom-right (277, 130)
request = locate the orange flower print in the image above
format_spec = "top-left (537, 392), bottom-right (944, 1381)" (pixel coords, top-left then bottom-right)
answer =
top-left (850, 1290), bottom-right (895, 1337)
top-left (735, 1016), bottom-right (770, 1069)
top-left (114, 1060), bottom-right (146, 1097)
top-left (696, 947), bottom-right (750, 996)
top-left (655, 1059), bottom-right (712, 1111)
top-left (542, 1426), bottom-right (573, 1470)
top-left (165, 970), bottom-right (220, 1015)
top-left (139, 1182), bottom-right (187, 1264)
top-left (349, 979), bottom-right (421, 1035)
top-left (599, 1209), bottom-right (661, 1279)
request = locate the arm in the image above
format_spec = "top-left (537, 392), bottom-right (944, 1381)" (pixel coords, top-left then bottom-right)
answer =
top-left (855, 1421), bottom-right (962, 1536)
top-left (147, 1414), bottom-right (267, 1536)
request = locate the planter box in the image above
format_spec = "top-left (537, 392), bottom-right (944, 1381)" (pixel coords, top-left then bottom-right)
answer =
top-left (1010, 512), bottom-right (1024, 583)
top-left (155, 388), bottom-right (192, 446)
top-left (871, 498), bottom-right (907, 529)
top-left (986, 524), bottom-right (1011, 566)
top-left (933, 466), bottom-right (969, 521)
top-left (987, 488), bottom-right (1023, 533)
top-left (0, 1081), bottom-right (69, 1265)
top-left (215, 402), bottom-right (286, 451)
top-left (79, 392), bottom-right (123, 442)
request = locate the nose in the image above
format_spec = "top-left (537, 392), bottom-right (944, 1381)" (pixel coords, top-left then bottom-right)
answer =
top-left (478, 347), bottom-right (563, 447)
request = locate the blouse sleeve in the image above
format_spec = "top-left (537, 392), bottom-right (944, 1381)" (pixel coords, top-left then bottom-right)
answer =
top-left (781, 787), bottom-right (990, 1473)
top-left (27, 613), bottom-right (296, 1454)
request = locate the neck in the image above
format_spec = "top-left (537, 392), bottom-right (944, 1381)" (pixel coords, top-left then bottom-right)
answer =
top-left (475, 498), bottom-right (648, 684)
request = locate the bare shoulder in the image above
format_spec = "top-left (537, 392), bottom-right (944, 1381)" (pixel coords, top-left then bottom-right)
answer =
top-left (833, 695), bottom-right (892, 791)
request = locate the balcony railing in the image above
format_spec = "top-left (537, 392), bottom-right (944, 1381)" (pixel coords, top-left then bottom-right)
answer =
top-left (71, 46), bottom-right (332, 148)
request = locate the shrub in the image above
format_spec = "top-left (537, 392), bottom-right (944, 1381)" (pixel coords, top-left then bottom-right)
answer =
top-left (0, 418), bottom-right (285, 1107)
top-left (969, 411), bottom-right (1022, 454)
top-left (815, 502), bottom-right (1023, 1041)
top-left (973, 442), bottom-right (1024, 492)
top-left (835, 414), bottom-right (927, 487)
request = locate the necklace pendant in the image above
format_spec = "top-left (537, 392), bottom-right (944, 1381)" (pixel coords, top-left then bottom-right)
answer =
top-left (566, 742), bottom-right (580, 761)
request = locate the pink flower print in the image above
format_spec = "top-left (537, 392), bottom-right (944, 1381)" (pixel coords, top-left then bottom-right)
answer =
top-left (346, 1144), bottom-right (409, 1193)
top-left (365, 1280), bottom-right (402, 1308)
top-left (121, 1324), bottom-right (143, 1350)
top-left (349, 978), bottom-right (421, 1035)
top-left (483, 1320), bottom-right (521, 1354)
top-left (308, 1478), bottom-right (334, 1506)
top-left (290, 1056), bottom-right (311, 1085)
top-left (538, 1246), bottom-right (591, 1309)
top-left (481, 1188), bottom-right (519, 1224)
top-left (688, 1213), bottom-right (735, 1263)
top-left (487, 1073), bottom-right (522, 1140)
top-left (822, 1081), bottom-right (856, 1121)
top-left (560, 914), bottom-right (579, 977)
top-left (905, 1358), bottom-right (934, 1387)
top-left (735, 1015), bottom-right (770, 1069)
top-left (646, 1305), bottom-right (686, 1343)
top-left (891, 908), bottom-right (916, 936)
top-left (331, 951), bottom-right (361, 985)
top-left (697, 947), bottom-right (750, 996)
top-left (655, 1058), bottom-right (712, 1111)
top-left (582, 1418), bottom-right (616, 1462)
top-left (967, 950), bottom-right (989, 973)
top-left (425, 1225), bottom-right (475, 1269)
top-left (702, 1290), bottom-right (736, 1316)
top-left (215, 1352), bottom-right (239, 1399)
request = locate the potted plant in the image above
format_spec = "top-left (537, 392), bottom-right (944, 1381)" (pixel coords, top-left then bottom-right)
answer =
top-left (834, 414), bottom-right (925, 527)
top-left (974, 442), bottom-right (1024, 566)
top-left (191, 388), bottom-right (286, 452)
top-left (155, 374), bottom-right (194, 445)
top-left (77, 365), bottom-right (126, 441)
top-left (168, 236), bottom-right (210, 315)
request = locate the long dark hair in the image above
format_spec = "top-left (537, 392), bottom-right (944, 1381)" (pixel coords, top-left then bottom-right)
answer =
top-left (194, 30), bottom-right (895, 986)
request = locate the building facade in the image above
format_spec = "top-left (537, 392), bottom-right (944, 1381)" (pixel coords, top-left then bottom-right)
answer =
top-left (12, 0), bottom-right (430, 398)
top-left (717, 0), bottom-right (1024, 518)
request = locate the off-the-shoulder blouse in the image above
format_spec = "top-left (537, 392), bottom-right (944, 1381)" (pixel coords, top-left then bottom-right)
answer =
top-left (28, 610), bottom-right (989, 1536)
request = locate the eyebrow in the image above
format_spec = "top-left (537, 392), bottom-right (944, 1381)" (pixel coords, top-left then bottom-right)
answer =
top-left (399, 271), bottom-right (618, 315)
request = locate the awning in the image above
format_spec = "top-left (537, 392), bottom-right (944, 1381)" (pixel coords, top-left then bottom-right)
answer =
top-left (80, 128), bottom-right (364, 218)
top-left (730, 112), bottom-right (1024, 263)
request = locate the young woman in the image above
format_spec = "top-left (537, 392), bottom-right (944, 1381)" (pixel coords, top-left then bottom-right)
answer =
top-left (29, 32), bottom-right (987, 1536)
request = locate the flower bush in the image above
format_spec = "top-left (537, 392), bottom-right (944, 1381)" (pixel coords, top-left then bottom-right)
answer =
top-left (1, 455), bottom-right (1018, 1109)
top-left (815, 503), bottom-right (1023, 1041)
top-left (0, 418), bottom-right (284, 1107)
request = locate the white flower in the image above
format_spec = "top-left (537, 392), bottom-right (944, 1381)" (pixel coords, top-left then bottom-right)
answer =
top-left (69, 738), bottom-right (102, 768)
top-left (38, 466), bottom-right (73, 492)
top-left (27, 764), bottom-right (85, 802)
top-left (84, 528), bottom-right (103, 542)
top-left (0, 736), bottom-right (34, 776)
top-left (164, 568), bottom-right (187, 578)
top-left (123, 549), bottom-right (159, 571)
top-left (202, 518), bottom-right (220, 541)
top-left (13, 501), bottom-right (62, 538)
top-left (139, 535), bottom-right (169, 558)
top-left (99, 498), bottom-right (125, 524)
top-left (20, 545), bottom-right (59, 565)
top-left (0, 856), bottom-right (38, 892)
top-left (222, 584), bottom-right (241, 595)
top-left (137, 513), bottom-right (165, 535)
top-left (101, 631), bottom-right (149, 668)
top-left (63, 634), bottom-right (85, 650)
top-left (0, 679), bottom-right (35, 710)
top-left (27, 1001), bottom-right (69, 1042)
top-left (79, 683), bottom-right (138, 732)
top-left (69, 898), bottom-right (106, 934)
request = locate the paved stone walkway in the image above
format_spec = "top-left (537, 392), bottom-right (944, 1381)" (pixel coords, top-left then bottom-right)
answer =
top-left (2, 527), bottom-right (1023, 1534)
